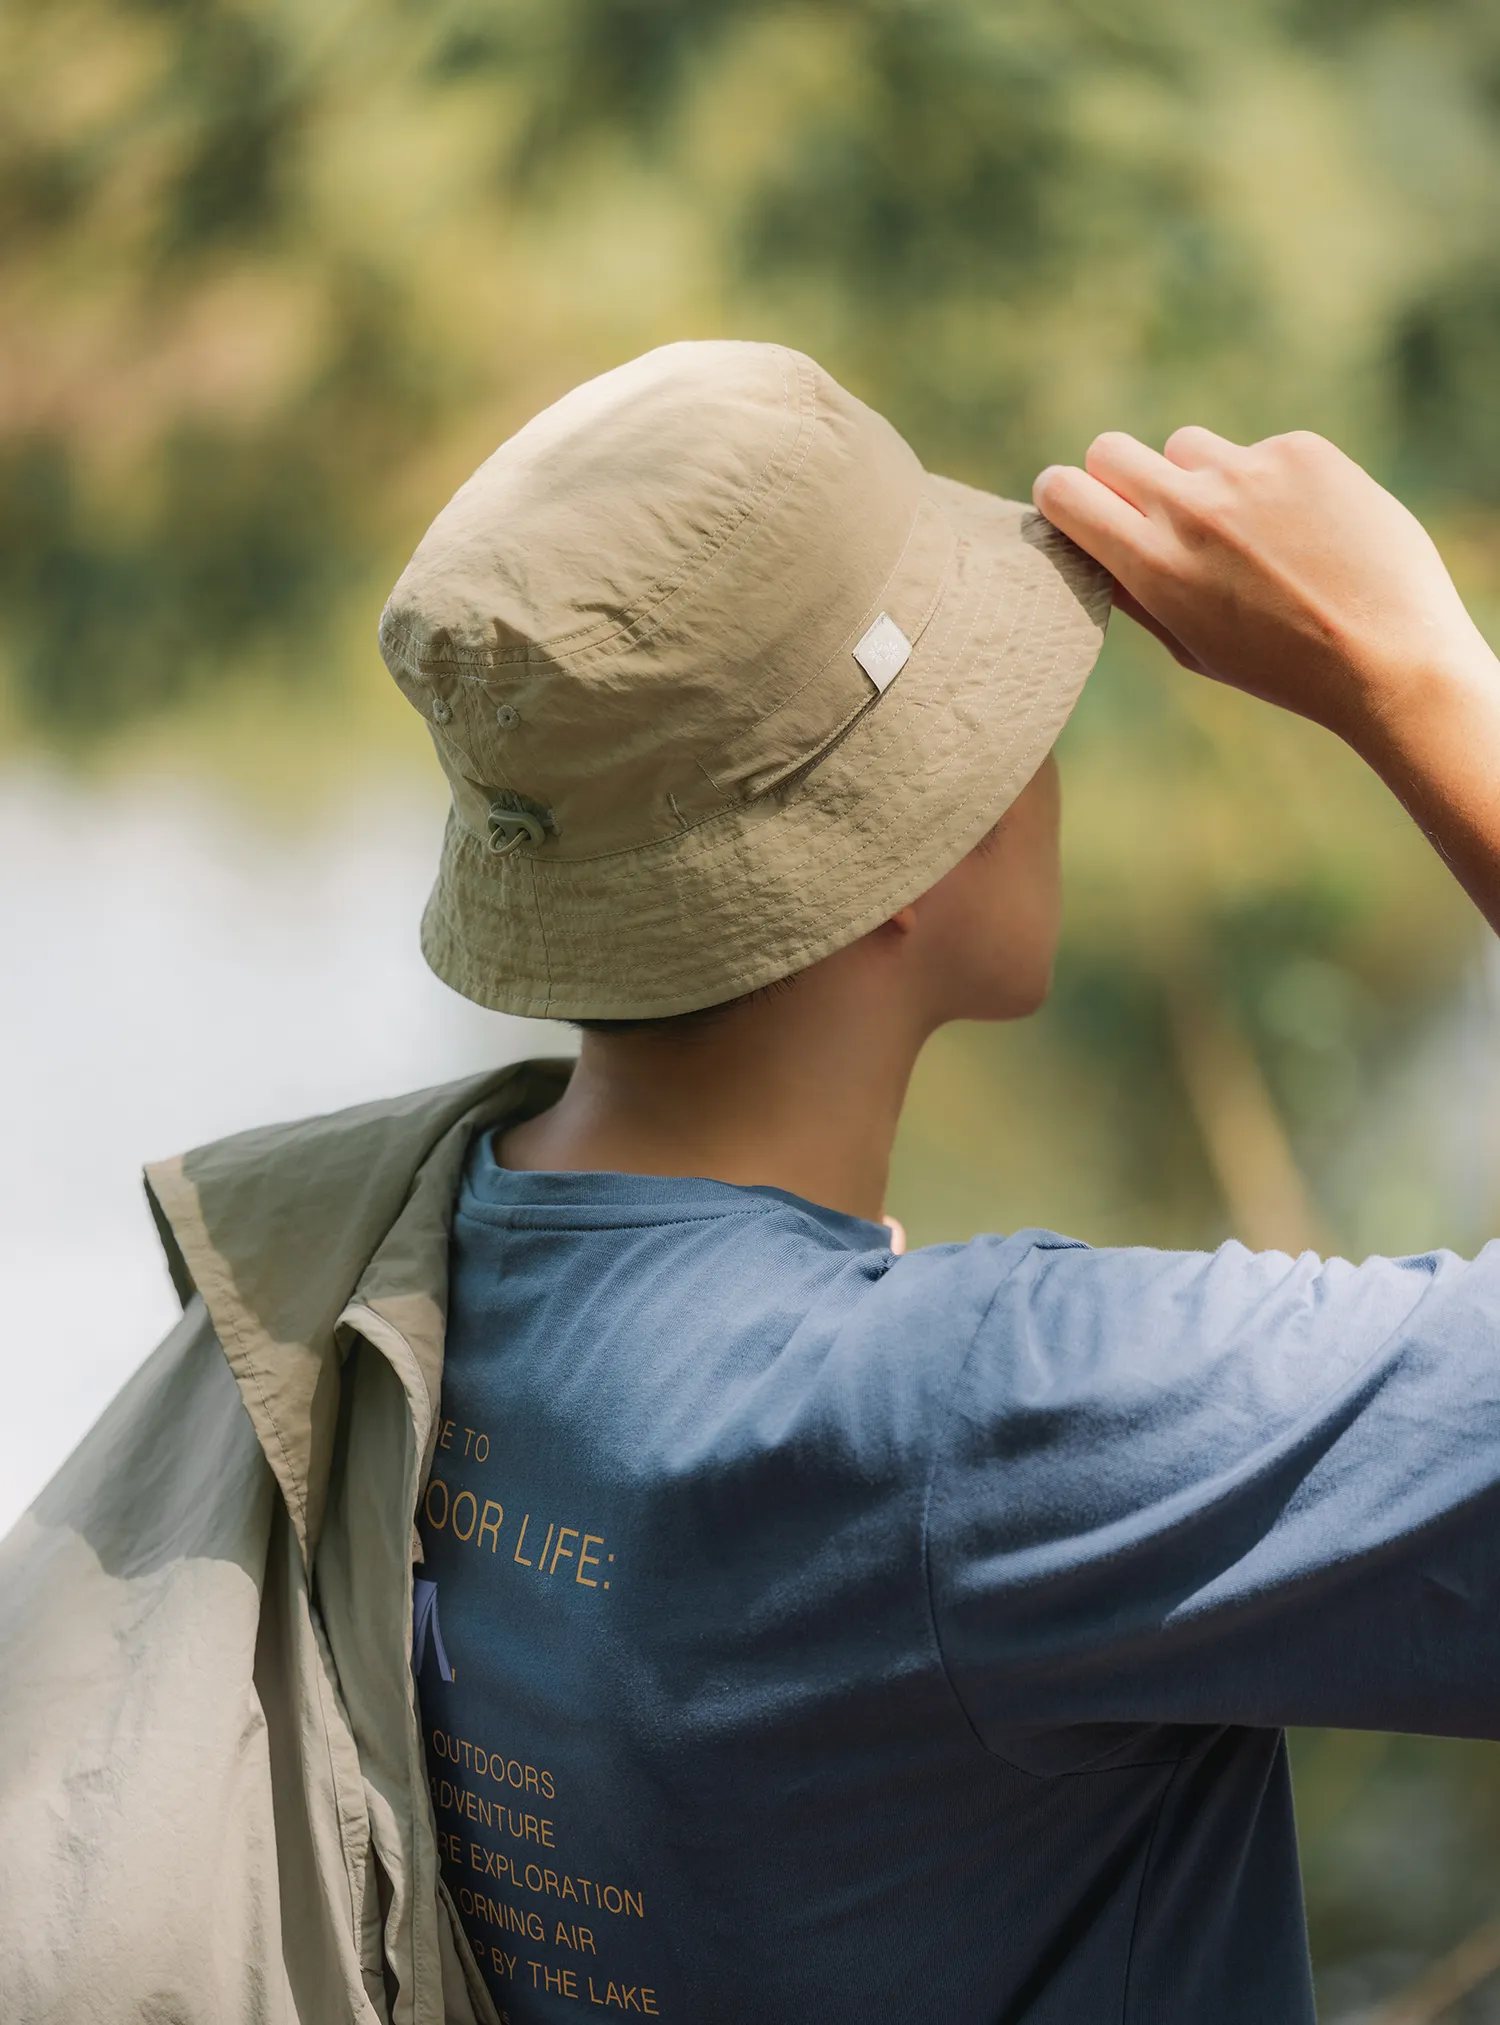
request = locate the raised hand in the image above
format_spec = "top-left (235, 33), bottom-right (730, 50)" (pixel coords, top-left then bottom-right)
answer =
top-left (1033, 427), bottom-right (1494, 746)
top-left (1034, 426), bottom-right (1500, 938)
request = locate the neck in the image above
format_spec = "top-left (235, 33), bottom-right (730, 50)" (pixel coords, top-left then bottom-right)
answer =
top-left (499, 948), bottom-right (931, 1222)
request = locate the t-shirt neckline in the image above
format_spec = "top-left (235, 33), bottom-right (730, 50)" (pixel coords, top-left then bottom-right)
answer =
top-left (460, 1129), bottom-right (892, 1253)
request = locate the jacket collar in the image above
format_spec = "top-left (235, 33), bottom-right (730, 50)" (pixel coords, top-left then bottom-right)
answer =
top-left (144, 1059), bottom-right (574, 1566)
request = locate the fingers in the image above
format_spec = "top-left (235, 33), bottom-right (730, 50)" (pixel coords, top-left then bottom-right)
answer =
top-left (1036, 425), bottom-right (1254, 596)
top-left (1163, 424), bottom-right (1244, 471)
top-left (1084, 430), bottom-right (1182, 510)
top-left (1032, 462), bottom-right (1163, 583)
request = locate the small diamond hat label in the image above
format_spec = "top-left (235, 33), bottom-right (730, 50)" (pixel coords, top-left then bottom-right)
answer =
top-left (852, 611), bottom-right (912, 692)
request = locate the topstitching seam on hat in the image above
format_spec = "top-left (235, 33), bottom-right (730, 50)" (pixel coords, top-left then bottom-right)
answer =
top-left (720, 490), bottom-right (937, 742)
top-left (897, 550), bottom-right (977, 728)
top-left (648, 485), bottom-right (961, 818)
top-left (880, 527), bottom-right (976, 732)
top-left (740, 557), bottom-right (1086, 882)
top-left (449, 537), bottom-right (1001, 871)
top-left (936, 557), bottom-right (1019, 745)
top-left (543, 656), bottom-right (1052, 993)
top-left (463, 578), bottom-right (1106, 1010)
top-left (837, 539), bottom-right (985, 759)
top-left (847, 605), bottom-right (1076, 844)
top-left (869, 524), bottom-right (1059, 778)
top-left (698, 493), bottom-right (956, 785)
top-left (724, 529), bottom-right (968, 807)
top-left (887, 572), bottom-right (1044, 794)
top-left (378, 350), bottom-right (819, 676)
top-left (687, 657), bottom-right (1074, 990)
top-left (438, 606), bottom-right (1074, 1007)
top-left (527, 855), bottom-right (554, 1012)
top-left (441, 539), bottom-right (1094, 895)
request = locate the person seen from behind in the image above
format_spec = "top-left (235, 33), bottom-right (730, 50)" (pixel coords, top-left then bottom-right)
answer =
top-left (6, 341), bottom-right (1500, 2025)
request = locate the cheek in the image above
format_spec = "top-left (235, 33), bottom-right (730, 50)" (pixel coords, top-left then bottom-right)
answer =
top-left (1000, 875), bottom-right (1061, 984)
top-left (995, 809), bottom-right (1062, 939)
top-left (975, 829), bottom-right (1062, 1006)
top-left (916, 769), bottom-right (1064, 1016)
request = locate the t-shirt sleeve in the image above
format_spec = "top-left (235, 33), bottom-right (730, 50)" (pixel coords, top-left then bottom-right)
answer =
top-left (925, 1233), bottom-right (1500, 1748)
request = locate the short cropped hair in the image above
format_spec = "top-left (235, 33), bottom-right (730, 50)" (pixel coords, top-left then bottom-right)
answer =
top-left (572, 978), bottom-right (794, 1038)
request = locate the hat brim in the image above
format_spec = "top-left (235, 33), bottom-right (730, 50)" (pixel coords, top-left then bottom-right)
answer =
top-left (419, 476), bottom-right (1111, 1020)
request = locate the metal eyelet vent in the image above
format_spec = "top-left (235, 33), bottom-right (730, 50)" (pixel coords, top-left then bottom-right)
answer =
top-left (486, 802), bottom-right (548, 856)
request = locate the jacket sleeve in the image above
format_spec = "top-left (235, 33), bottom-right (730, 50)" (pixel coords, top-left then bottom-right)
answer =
top-left (926, 1234), bottom-right (1500, 1752)
top-left (0, 1299), bottom-right (293, 2022)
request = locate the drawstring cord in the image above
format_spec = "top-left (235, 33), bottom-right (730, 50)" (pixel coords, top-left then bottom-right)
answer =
top-left (486, 802), bottom-right (548, 855)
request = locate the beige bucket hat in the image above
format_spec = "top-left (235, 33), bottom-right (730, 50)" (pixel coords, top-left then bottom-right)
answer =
top-left (378, 341), bottom-right (1111, 1020)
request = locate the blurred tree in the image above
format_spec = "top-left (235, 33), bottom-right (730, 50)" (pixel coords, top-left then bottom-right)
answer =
top-left (3, 0), bottom-right (1496, 734)
top-left (1396, 262), bottom-right (1500, 505)
top-left (0, 0), bottom-right (445, 733)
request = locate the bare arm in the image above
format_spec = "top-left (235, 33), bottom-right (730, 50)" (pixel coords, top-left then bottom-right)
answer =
top-left (1033, 427), bottom-right (1500, 937)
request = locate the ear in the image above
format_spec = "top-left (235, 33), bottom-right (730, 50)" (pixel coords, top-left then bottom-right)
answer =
top-left (886, 902), bottom-right (920, 936)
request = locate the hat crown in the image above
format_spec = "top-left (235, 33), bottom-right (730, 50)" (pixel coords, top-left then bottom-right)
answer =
top-left (379, 340), bottom-right (936, 858)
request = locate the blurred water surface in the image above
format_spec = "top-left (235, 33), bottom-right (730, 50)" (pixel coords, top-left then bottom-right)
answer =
top-left (0, 763), bottom-right (563, 1536)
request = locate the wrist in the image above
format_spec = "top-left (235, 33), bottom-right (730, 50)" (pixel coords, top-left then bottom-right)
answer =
top-left (1337, 635), bottom-right (1500, 774)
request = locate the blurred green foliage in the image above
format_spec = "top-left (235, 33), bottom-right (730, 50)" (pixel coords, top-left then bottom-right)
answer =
top-left (5, 1), bottom-right (1500, 2013)
top-left (5, 0), bottom-right (1499, 738)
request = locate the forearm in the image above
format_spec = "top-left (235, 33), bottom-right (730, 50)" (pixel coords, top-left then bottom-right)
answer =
top-left (1348, 648), bottom-right (1500, 939)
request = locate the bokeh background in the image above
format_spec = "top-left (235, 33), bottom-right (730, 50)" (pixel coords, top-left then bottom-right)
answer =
top-left (6, 1), bottom-right (1500, 2016)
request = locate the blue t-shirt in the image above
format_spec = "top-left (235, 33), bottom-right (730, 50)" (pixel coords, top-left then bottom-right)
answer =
top-left (415, 1138), bottom-right (1500, 2023)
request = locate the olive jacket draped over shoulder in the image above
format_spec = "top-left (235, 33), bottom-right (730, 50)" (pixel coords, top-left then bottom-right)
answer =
top-left (0, 1062), bottom-right (573, 2025)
